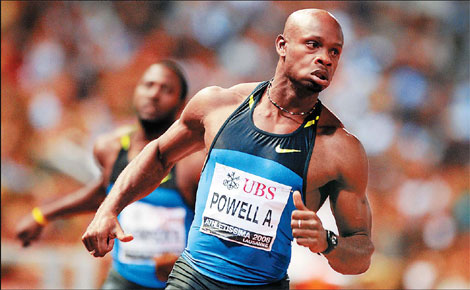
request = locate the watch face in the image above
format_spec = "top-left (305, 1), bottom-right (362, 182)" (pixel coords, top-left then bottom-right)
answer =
top-left (322, 231), bottom-right (338, 255)
top-left (331, 234), bottom-right (338, 246)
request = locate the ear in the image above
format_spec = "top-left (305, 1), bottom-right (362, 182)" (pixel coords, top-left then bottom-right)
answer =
top-left (275, 34), bottom-right (287, 57)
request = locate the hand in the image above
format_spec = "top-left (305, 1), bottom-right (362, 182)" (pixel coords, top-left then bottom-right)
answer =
top-left (16, 215), bottom-right (44, 247)
top-left (291, 190), bottom-right (328, 253)
top-left (81, 210), bottom-right (133, 257)
top-left (154, 253), bottom-right (179, 282)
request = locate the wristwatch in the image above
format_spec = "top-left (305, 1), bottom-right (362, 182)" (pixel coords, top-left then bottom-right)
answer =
top-left (321, 230), bottom-right (338, 255)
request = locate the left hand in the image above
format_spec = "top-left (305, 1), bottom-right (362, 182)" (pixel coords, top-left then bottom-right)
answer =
top-left (291, 190), bottom-right (328, 253)
top-left (16, 214), bottom-right (44, 247)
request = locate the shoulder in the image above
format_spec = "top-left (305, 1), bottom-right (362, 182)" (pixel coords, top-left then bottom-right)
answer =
top-left (93, 126), bottom-right (133, 167)
top-left (180, 82), bottom-right (261, 128)
top-left (228, 82), bottom-right (262, 96)
top-left (316, 105), bottom-right (368, 191)
top-left (317, 104), bottom-right (344, 133)
top-left (188, 82), bottom-right (261, 107)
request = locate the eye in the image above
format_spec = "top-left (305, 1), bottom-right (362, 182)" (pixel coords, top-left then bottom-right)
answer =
top-left (331, 48), bottom-right (340, 57)
top-left (161, 85), bottom-right (172, 94)
top-left (306, 41), bottom-right (320, 49)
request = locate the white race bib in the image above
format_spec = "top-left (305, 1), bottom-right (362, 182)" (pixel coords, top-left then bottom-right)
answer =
top-left (118, 203), bottom-right (186, 264)
top-left (200, 163), bottom-right (292, 251)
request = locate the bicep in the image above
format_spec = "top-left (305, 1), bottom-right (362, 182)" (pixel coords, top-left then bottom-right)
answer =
top-left (155, 98), bottom-right (207, 166)
top-left (153, 85), bottom-right (228, 168)
top-left (329, 134), bottom-right (371, 236)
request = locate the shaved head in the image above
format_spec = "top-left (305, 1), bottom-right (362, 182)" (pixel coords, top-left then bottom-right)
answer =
top-left (283, 9), bottom-right (343, 43)
top-left (273, 8), bottom-right (344, 94)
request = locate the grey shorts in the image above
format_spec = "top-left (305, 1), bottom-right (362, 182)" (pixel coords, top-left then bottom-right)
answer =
top-left (101, 267), bottom-right (165, 290)
top-left (165, 256), bottom-right (290, 290)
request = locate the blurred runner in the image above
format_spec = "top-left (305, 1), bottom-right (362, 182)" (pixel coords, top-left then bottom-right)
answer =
top-left (16, 60), bottom-right (205, 289)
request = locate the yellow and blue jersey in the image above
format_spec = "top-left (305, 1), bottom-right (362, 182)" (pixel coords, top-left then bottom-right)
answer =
top-left (183, 81), bottom-right (322, 285)
top-left (107, 134), bottom-right (194, 289)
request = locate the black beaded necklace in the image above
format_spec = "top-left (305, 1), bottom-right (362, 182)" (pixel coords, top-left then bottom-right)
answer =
top-left (266, 79), bottom-right (317, 116)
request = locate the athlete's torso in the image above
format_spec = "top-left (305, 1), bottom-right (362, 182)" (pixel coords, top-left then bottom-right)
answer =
top-left (108, 134), bottom-right (194, 288)
top-left (183, 81), bottom-right (322, 285)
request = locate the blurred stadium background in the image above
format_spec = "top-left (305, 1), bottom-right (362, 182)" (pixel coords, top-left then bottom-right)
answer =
top-left (1, 1), bottom-right (469, 289)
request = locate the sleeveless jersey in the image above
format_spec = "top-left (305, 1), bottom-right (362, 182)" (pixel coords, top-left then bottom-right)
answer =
top-left (107, 134), bottom-right (194, 288)
top-left (182, 81), bottom-right (322, 285)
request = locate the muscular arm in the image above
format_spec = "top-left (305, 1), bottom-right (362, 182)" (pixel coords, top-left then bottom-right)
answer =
top-left (322, 186), bottom-right (373, 274)
top-left (39, 179), bottom-right (107, 219)
top-left (96, 108), bottom-right (205, 217)
top-left (16, 138), bottom-right (110, 247)
top-left (82, 88), bottom-right (210, 257)
top-left (320, 131), bottom-right (373, 274)
top-left (35, 133), bottom-right (122, 218)
top-left (292, 128), bottom-right (373, 275)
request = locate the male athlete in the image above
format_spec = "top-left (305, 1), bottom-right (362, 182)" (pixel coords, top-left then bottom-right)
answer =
top-left (16, 60), bottom-right (205, 289)
top-left (82, 9), bottom-right (374, 289)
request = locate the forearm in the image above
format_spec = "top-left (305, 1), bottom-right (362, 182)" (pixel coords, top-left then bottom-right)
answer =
top-left (39, 180), bottom-right (106, 222)
top-left (323, 233), bottom-right (374, 274)
top-left (97, 140), bottom-right (172, 216)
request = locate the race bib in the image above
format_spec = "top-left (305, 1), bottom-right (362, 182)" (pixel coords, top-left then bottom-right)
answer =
top-left (200, 163), bottom-right (292, 251)
top-left (118, 203), bottom-right (186, 264)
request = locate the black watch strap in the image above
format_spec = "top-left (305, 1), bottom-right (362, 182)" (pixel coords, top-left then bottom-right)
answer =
top-left (321, 230), bottom-right (338, 255)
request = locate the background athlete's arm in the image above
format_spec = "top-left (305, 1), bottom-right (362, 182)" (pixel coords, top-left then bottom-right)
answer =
top-left (292, 130), bottom-right (373, 275)
top-left (82, 89), bottom-right (209, 257)
top-left (15, 136), bottom-right (113, 247)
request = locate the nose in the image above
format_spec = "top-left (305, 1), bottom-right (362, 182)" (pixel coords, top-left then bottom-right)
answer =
top-left (314, 49), bottom-right (332, 67)
top-left (148, 85), bottom-right (162, 100)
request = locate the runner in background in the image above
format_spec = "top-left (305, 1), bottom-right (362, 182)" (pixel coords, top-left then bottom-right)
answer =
top-left (16, 60), bottom-right (205, 289)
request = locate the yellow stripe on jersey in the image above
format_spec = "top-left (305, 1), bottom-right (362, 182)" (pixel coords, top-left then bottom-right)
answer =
top-left (304, 120), bottom-right (315, 128)
top-left (248, 95), bottom-right (254, 109)
top-left (120, 134), bottom-right (131, 150)
top-left (161, 172), bottom-right (172, 184)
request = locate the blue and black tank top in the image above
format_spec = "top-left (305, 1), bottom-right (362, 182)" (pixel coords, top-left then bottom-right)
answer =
top-left (182, 80), bottom-right (322, 285)
top-left (108, 134), bottom-right (194, 289)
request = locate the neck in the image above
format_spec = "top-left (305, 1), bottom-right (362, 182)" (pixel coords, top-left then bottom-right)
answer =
top-left (137, 117), bottom-right (175, 141)
top-left (267, 74), bottom-right (320, 115)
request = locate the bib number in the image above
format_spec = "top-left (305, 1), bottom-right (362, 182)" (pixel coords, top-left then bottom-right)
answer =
top-left (118, 203), bottom-right (186, 264)
top-left (200, 163), bottom-right (291, 251)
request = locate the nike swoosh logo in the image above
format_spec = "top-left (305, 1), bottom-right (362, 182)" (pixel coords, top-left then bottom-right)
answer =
top-left (275, 144), bottom-right (301, 153)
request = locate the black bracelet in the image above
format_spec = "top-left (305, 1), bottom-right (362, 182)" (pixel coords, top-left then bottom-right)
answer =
top-left (321, 230), bottom-right (338, 255)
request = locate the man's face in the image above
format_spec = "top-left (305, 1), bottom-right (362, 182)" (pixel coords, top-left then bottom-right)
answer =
top-left (282, 13), bottom-right (343, 92)
top-left (133, 64), bottom-right (182, 123)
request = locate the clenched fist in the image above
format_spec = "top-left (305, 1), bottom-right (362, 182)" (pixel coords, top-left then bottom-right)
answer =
top-left (291, 190), bottom-right (328, 253)
top-left (16, 215), bottom-right (44, 247)
top-left (82, 210), bottom-right (133, 257)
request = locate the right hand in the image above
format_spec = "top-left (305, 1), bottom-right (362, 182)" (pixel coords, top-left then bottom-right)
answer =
top-left (16, 215), bottom-right (44, 247)
top-left (81, 210), bottom-right (133, 257)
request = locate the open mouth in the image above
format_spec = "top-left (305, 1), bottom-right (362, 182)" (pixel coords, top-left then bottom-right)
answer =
top-left (312, 70), bottom-right (328, 81)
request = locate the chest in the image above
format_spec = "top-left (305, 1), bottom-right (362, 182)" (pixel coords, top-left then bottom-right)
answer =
top-left (203, 105), bottom-right (239, 151)
top-left (102, 142), bottom-right (146, 186)
top-left (202, 98), bottom-right (336, 206)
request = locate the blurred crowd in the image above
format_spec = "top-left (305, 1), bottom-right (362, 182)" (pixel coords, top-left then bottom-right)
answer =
top-left (1, 1), bottom-right (469, 289)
